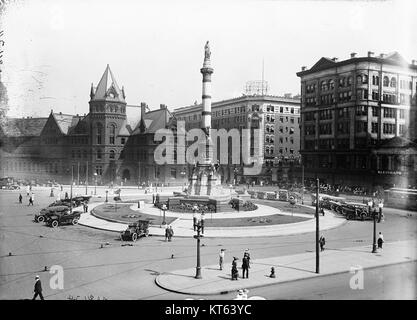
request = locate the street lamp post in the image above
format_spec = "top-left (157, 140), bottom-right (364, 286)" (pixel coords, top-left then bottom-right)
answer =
top-left (105, 189), bottom-right (108, 203)
top-left (372, 211), bottom-right (377, 253)
top-left (94, 173), bottom-right (97, 195)
top-left (194, 220), bottom-right (203, 279)
top-left (315, 177), bottom-right (320, 274)
top-left (161, 204), bottom-right (167, 225)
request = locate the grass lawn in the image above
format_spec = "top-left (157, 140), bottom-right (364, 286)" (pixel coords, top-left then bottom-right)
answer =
top-left (203, 213), bottom-right (310, 227)
top-left (252, 199), bottom-right (316, 215)
top-left (92, 203), bottom-right (176, 225)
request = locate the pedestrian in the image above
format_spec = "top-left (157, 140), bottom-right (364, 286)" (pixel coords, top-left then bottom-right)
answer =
top-left (19, 194), bottom-right (22, 204)
top-left (65, 192), bottom-right (69, 200)
top-left (319, 235), bottom-right (326, 251)
top-left (367, 199), bottom-right (373, 215)
top-left (168, 226), bottom-right (174, 242)
top-left (32, 275), bottom-right (44, 300)
top-left (165, 226), bottom-right (169, 242)
top-left (244, 249), bottom-right (251, 268)
top-left (200, 211), bottom-right (205, 234)
top-left (60, 185), bottom-right (63, 192)
top-left (231, 257), bottom-right (239, 280)
top-left (31, 193), bottom-right (34, 205)
top-left (269, 267), bottom-right (276, 278)
top-left (26, 186), bottom-right (30, 196)
top-left (152, 193), bottom-right (155, 204)
top-left (242, 254), bottom-right (249, 279)
top-left (192, 210), bottom-right (198, 231)
top-left (377, 232), bottom-right (384, 249)
top-left (219, 249), bottom-right (225, 270)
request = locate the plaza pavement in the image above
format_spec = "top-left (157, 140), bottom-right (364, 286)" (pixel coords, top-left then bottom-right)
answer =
top-left (78, 200), bottom-right (347, 238)
top-left (155, 239), bottom-right (417, 295)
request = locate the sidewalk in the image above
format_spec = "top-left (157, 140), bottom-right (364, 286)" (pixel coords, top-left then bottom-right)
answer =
top-left (78, 202), bottom-right (347, 237)
top-left (155, 240), bottom-right (417, 295)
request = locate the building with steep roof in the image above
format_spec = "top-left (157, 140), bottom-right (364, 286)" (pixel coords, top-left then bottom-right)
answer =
top-left (0, 66), bottom-right (172, 185)
top-left (297, 51), bottom-right (417, 188)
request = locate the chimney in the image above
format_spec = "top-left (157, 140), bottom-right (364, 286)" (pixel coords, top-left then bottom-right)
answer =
top-left (350, 52), bottom-right (357, 58)
top-left (160, 104), bottom-right (166, 109)
top-left (368, 51), bottom-right (374, 57)
top-left (301, 66), bottom-right (307, 71)
top-left (140, 102), bottom-right (146, 119)
top-left (332, 57), bottom-right (338, 62)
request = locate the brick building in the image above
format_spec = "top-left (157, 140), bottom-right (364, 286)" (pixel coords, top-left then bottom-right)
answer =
top-left (173, 94), bottom-right (301, 185)
top-left (0, 65), bottom-right (173, 186)
top-left (297, 51), bottom-right (417, 188)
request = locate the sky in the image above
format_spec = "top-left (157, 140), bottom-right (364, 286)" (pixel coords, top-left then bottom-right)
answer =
top-left (1, 0), bottom-right (416, 118)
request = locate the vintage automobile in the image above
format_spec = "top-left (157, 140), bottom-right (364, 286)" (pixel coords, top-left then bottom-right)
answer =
top-left (35, 205), bottom-right (70, 223)
top-left (48, 199), bottom-right (75, 208)
top-left (120, 220), bottom-right (150, 241)
top-left (45, 210), bottom-right (82, 228)
top-left (340, 202), bottom-right (370, 220)
top-left (72, 195), bottom-right (92, 206)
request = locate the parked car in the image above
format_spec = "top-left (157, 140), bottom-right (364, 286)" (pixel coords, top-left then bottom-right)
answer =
top-left (120, 220), bottom-right (150, 241)
top-left (45, 210), bottom-right (82, 228)
top-left (7, 184), bottom-right (20, 190)
top-left (72, 195), bottom-right (92, 206)
top-left (340, 202), bottom-right (370, 220)
top-left (48, 199), bottom-right (75, 208)
top-left (35, 205), bottom-right (70, 223)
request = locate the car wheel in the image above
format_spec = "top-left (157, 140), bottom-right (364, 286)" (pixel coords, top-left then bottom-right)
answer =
top-left (132, 233), bottom-right (138, 242)
top-left (51, 220), bottom-right (59, 228)
top-left (72, 219), bottom-right (79, 225)
top-left (37, 216), bottom-right (44, 223)
top-left (346, 213), bottom-right (354, 220)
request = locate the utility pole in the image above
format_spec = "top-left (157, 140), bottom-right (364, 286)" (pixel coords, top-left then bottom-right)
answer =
top-left (301, 163), bottom-right (304, 205)
top-left (85, 161), bottom-right (88, 195)
top-left (315, 177), bottom-right (320, 274)
top-left (70, 165), bottom-right (73, 213)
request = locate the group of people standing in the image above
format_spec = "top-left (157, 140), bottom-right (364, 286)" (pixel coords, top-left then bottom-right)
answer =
top-left (18, 192), bottom-right (35, 206)
top-left (164, 225), bottom-right (174, 241)
top-left (223, 249), bottom-right (251, 280)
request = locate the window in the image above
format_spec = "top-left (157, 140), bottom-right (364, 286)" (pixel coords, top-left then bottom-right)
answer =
top-left (372, 106), bottom-right (378, 117)
top-left (71, 150), bottom-right (75, 158)
top-left (383, 108), bottom-right (396, 118)
top-left (121, 137), bottom-right (126, 144)
top-left (97, 149), bottom-right (102, 160)
top-left (383, 76), bottom-right (389, 87)
top-left (372, 75), bottom-right (379, 86)
top-left (356, 121), bottom-right (367, 133)
top-left (319, 123), bottom-right (332, 135)
top-left (109, 150), bottom-right (115, 159)
top-left (356, 106), bottom-right (367, 116)
top-left (96, 123), bottom-right (103, 144)
top-left (170, 168), bottom-right (177, 178)
top-left (390, 77), bottom-right (397, 88)
top-left (95, 166), bottom-right (103, 175)
top-left (383, 123), bottom-right (396, 134)
top-left (399, 109), bottom-right (405, 119)
top-left (110, 124), bottom-right (116, 144)
top-left (371, 122), bottom-right (378, 133)
top-left (399, 124), bottom-right (405, 135)
top-left (77, 150), bottom-right (81, 158)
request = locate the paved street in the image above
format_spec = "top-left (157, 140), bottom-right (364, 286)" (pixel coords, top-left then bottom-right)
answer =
top-left (0, 187), bottom-right (416, 300)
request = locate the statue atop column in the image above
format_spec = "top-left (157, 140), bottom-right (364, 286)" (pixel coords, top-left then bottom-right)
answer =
top-left (204, 41), bottom-right (211, 61)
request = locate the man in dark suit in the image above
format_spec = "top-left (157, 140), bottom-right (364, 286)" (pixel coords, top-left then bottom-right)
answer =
top-left (32, 275), bottom-right (44, 300)
top-left (242, 254), bottom-right (249, 279)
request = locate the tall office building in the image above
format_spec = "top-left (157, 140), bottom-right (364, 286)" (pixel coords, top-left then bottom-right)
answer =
top-left (297, 51), bottom-right (417, 188)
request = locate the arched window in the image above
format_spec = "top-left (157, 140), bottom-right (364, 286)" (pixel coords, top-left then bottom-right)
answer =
top-left (363, 75), bottom-right (368, 84)
top-left (347, 76), bottom-right (353, 85)
top-left (96, 123), bottom-right (103, 144)
top-left (390, 77), bottom-right (397, 88)
top-left (383, 76), bottom-right (389, 87)
top-left (97, 149), bottom-right (102, 160)
top-left (328, 79), bottom-right (335, 90)
top-left (356, 75), bottom-right (362, 85)
top-left (110, 124), bottom-right (116, 144)
top-left (321, 81), bottom-right (327, 91)
top-left (109, 150), bottom-right (115, 159)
